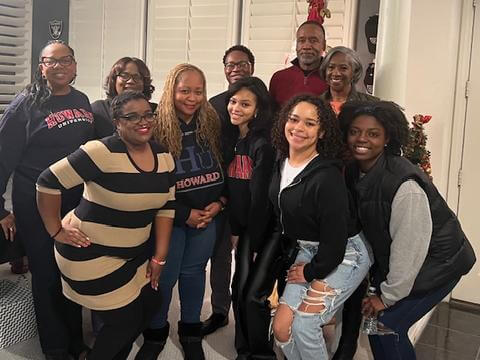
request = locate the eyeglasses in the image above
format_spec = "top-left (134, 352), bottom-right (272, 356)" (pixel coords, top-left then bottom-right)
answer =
top-left (287, 115), bottom-right (320, 128)
top-left (40, 56), bottom-right (75, 67)
top-left (118, 112), bottom-right (157, 123)
top-left (117, 72), bottom-right (143, 83)
top-left (224, 61), bottom-right (251, 72)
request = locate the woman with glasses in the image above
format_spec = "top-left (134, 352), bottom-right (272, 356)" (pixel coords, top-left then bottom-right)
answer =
top-left (136, 64), bottom-right (225, 360)
top-left (0, 40), bottom-right (94, 360)
top-left (36, 91), bottom-right (175, 360)
top-left (270, 94), bottom-right (372, 360)
top-left (92, 57), bottom-right (156, 139)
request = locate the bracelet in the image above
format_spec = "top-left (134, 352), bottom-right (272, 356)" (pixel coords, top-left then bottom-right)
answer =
top-left (217, 199), bottom-right (227, 211)
top-left (51, 226), bottom-right (62, 239)
top-left (151, 257), bottom-right (166, 266)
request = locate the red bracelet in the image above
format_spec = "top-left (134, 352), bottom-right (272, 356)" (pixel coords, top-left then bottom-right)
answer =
top-left (151, 258), bottom-right (166, 266)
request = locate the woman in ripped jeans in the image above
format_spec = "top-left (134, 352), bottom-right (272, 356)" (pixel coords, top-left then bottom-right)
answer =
top-left (268, 94), bottom-right (372, 360)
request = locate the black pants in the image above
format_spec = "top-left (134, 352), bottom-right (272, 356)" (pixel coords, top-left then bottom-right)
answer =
top-left (90, 284), bottom-right (162, 360)
top-left (232, 232), bottom-right (283, 359)
top-left (15, 201), bottom-right (84, 356)
top-left (209, 211), bottom-right (232, 316)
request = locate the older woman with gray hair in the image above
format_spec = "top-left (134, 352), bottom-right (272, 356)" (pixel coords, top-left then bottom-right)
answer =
top-left (319, 46), bottom-right (377, 115)
top-left (319, 46), bottom-right (378, 360)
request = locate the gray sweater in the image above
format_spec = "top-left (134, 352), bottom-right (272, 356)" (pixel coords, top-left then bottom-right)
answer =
top-left (380, 180), bottom-right (432, 306)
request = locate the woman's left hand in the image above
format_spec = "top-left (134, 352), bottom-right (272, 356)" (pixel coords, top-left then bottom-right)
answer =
top-left (287, 262), bottom-right (306, 283)
top-left (147, 259), bottom-right (164, 291)
top-left (362, 295), bottom-right (386, 317)
top-left (203, 201), bottom-right (222, 219)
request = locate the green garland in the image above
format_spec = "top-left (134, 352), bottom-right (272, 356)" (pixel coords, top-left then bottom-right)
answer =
top-left (403, 114), bottom-right (432, 179)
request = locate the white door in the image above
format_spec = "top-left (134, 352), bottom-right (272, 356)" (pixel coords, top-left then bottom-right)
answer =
top-left (451, 4), bottom-right (480, 305)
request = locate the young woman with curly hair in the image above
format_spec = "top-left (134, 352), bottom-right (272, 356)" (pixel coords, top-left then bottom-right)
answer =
top-left (136, 64), bottom-right (225, 360)
top-left (339, 101), bottom-right (475, 360)
top-left (270, 94), bottom-right (372, 360)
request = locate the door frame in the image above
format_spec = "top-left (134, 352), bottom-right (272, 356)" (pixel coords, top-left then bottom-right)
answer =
top-left (446, 0), bottom-right (475, 212)
top-left (447, 0), bottom-right (477, 302)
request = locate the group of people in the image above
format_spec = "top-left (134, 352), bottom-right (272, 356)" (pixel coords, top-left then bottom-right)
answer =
top-left (0, 18), bottom-right (475, 360)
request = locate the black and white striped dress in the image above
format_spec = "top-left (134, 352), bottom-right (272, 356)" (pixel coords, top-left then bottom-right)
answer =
top-left (36, 135), bottom-right (175, 310)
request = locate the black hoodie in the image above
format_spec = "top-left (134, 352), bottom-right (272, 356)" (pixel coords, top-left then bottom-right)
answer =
top-left (226, 130), bottom-right (275, 251)
top-left (269, 156), bottom-right (356, 282)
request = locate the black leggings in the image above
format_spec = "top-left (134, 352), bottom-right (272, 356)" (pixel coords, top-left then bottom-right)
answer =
top-left (16, 202), bottom-right (83, 356)
top-left (232, 232), bottom-right (284, 359)
top-left (89, 284), bottom-right (162, 360)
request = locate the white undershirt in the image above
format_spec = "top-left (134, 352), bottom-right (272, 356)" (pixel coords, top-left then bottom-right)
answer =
top-left (280, 155), bottom-right (317, 192)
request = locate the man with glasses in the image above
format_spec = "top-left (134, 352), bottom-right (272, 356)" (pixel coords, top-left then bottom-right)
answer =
top-left (202, 45), bottom-right (255, 336)
top-left (269, 20), bottom-right (328, 109)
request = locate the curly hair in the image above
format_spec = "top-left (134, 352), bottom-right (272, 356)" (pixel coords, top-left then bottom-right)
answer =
top-left (111, 91), bottom-right (148, 120)
top-left (225, 76), bottom-right (273, 136)
top-left (104, 57), bottom-right (155, 100)
top-left (271, 94), bottom-right (344, 160)
top-left (153, 63), bottom-right (222, 161)
top-left (338, 100), bottom-right (409, 155)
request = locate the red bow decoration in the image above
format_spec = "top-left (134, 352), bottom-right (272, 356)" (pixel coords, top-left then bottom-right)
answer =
top-left (307, 0), bottom-right (331, 25)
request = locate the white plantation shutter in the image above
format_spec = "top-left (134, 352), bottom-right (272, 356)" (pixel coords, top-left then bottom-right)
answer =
top-left (242, 0), bottom-right (356, 87)
top-left (69, 0), bottom-right (145, 102)
top-left (0, 0), bottom-right (32, 114)
top-left (146, 0), bottom-right (238, 99)
top-left (324, 0), bottom-right (357, 48)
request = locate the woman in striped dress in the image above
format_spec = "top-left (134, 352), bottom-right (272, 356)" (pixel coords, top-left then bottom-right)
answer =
top-left (36, 91), bottom-right (175, 360)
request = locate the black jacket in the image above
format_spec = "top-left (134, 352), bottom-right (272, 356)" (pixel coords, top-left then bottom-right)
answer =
top-left (269, 156), bottom-right (357, 282)
top-left (345, 154), bottom-right (476, 294)
top-left (227, 130), bottom-right (275, 251)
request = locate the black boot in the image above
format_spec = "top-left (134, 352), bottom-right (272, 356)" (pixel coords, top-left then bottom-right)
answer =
top-left (178, 322), bottom-right (205, 360)
top-left (201, 312), bottom-right (228, 336)
top-left (332, 279), bottom-right (368, 360)
top-left (134, 322), bottom-right (170, 360)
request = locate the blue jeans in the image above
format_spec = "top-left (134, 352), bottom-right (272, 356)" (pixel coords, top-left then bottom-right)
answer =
top-left (150, 220), bottom-right (217, 328)
top-left (278, 233), bottom-right (373, 360)
top-left (369, 278), bottom-right (460, 360)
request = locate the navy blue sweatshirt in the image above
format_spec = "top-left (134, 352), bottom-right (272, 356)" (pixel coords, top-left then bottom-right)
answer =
top-left (0, 88), bottom-right (94, 219)
top-left (173, 117), bottom-right (224, 226)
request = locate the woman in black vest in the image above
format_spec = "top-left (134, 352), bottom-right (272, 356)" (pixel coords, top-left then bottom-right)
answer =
top-left (339, 100), bottom-right (476, 360)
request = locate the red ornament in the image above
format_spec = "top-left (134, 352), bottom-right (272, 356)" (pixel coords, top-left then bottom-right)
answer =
top-left (307, 0), bottom-right (331, 25)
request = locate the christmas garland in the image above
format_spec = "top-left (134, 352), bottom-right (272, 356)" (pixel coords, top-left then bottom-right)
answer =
top-left (403, 114), bottom-right (432, 179)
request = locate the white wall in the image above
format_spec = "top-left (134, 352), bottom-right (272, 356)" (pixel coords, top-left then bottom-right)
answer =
top-left (375, 0), bottom-right (465, 195)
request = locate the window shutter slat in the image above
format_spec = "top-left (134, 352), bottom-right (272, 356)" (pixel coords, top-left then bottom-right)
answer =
top-left (0, 0), bottom-right (32, 114)
top-left (147, 0), bottom-right (237, 99)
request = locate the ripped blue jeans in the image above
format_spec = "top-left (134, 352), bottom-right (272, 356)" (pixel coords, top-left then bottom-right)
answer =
top-left (276, 233), bottom-right (373, 360)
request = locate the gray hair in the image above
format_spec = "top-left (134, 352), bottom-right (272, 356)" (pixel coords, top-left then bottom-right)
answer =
top-left (319, 46), bottom-right (363, 84)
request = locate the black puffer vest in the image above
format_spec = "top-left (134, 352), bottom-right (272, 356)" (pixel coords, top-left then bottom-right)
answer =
top-left (346, 154), bottom-right (475, 295)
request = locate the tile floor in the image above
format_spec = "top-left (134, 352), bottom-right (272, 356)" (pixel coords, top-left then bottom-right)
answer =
top-left (3, 262), bottom-right (480, 360)
top-left (414, 302), bottom-right (480, 360)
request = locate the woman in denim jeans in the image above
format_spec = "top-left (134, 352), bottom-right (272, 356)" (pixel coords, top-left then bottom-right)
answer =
top-left (136, 64), bottom-right (225, 360)
top-left (339, 101), bottom-right (475, 359)
top-left (269, 94), bottom-right (372, 360)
